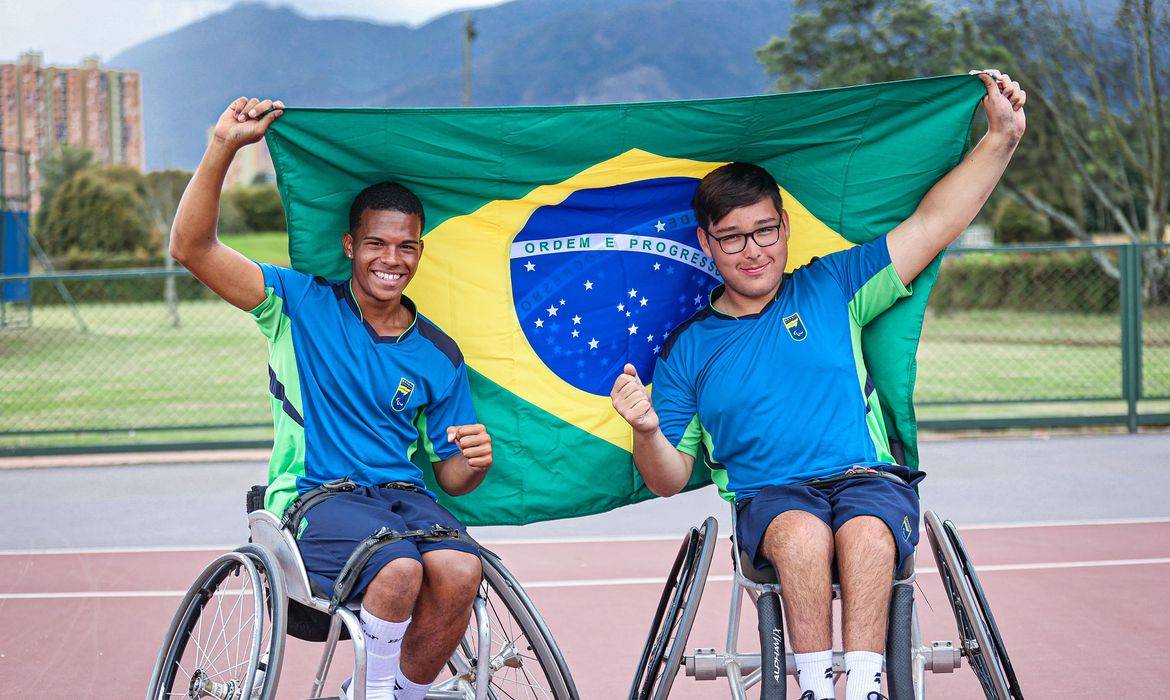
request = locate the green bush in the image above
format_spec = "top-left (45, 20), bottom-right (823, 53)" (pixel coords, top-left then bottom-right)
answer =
top-left (30, 273), bottom-right (220, 306)
top-left (932, 250), bottom-right (1120, 313)
top-left (38, 166), bottom-right (154, 256)
top-left (222, 185), bottom-right (285, 233)
top-left (992, 198), bottom-right (1053, 243)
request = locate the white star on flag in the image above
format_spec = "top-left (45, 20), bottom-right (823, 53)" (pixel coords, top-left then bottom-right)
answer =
top-left (628, 324), bottom-right (639, 335)
top-left (584, 280), bottom-right (594, 290)
top-left (628, 288), bottom-right (638, 298)
top-left (546, 305), bottom-right (558, 316)
top-left (653, 345), bottom-right (661, 353)
top-left (588, 338), bottom-right (599, 349)
top-left (639, 297), bottom-right (648, 307)
top-left (646, 334), bottom-right (655, 342)
top-left (559, 299), bottom-right (566, 305)
top-left (625, 311), bottom-right (631, 317)
top-left (654, 220), bottom-right (666, 233)
top-left (617, 303), bottom-right (625, 312)
top-left (572, 315), bottom-right (581, 325)
top-left (571, 330), bottom-right (579, 338)
top-left (693, 294), bottom-right (703, 304)
top-left (534, 318), bottom-right (544, 328)
top-left (524, 261), bottom-right (536, 272)
top-left (653, 262), bottom-right (661, 271)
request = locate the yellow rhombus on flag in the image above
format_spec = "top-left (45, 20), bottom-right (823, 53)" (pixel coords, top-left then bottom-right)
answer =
top-left (265, 75), bottom-right (985, 526)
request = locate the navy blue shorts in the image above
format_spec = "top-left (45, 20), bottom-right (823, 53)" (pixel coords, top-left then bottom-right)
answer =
top-left (735, 466), bottom-right (925, 572)
top-left (295, 485), bottom-right (479, 599)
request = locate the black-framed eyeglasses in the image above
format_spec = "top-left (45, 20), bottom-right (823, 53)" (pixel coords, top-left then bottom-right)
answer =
top-left (705, 225), bottom-right (781, 255)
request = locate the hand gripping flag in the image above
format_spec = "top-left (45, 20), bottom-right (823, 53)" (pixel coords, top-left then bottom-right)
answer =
top-left (266, 75), bottom-right (985, 526)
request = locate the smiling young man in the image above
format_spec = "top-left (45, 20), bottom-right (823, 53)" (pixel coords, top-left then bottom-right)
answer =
top-left (170, 97), bottom-right (492, 700)
top-left (611, 72), bottom-right (1026, 700)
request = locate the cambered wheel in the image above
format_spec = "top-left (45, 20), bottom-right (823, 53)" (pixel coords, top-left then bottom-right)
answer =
top-left (924, 511), bottom-right (1023, 700)
top-left (147, 544), bottom-right (286, 700)
top-left (434, 548), bottom-right (578, 699)
top-left (629, 516), bottom-right (717, 700)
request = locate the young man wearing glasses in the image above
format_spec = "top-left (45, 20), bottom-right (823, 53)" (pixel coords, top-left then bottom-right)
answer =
top-left (610, 71), bottom-right (1025, 700)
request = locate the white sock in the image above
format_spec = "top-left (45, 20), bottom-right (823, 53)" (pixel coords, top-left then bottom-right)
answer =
top-left (392, 670), bottom-right (431, 700)
top-left (360, 605), bottom-right (410, 700)
top-left (844, 650), bottom-right (884, 700)
top-left (794, 649), bottom-right (836, 699)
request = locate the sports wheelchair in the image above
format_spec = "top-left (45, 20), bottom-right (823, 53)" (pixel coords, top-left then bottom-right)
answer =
top-left (630, 504), bottom-right (1023, 699)
top-left (146, 483), bottom-right (579, 700)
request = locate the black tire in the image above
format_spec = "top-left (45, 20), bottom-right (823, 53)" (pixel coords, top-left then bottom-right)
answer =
top-left (146, 545), bottom-right (286, 700)
top-left (924, 511), bottom-right (1021, 700)
top-left (944, 520), bottom-right (1024, 699)
top-left (629, 516), bottom-right (717, 700)
top-left (434, 547), bottom-right (578, 699)
top-left (885, 582), bottom-right (915, 700)
top-left (756, 590), bottom-right (786, 700)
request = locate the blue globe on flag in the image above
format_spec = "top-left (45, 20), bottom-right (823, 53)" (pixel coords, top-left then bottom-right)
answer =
top-left (510, 177), bottom-right (722, 395)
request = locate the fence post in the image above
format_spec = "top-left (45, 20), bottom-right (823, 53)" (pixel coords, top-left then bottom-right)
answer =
top-left (1120, 244), bottom-right (1139, 433)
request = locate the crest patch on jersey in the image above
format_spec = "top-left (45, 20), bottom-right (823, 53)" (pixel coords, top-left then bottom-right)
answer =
top-left (783, 312), bottom-right (808, 341)
top-left (392, 377), bottom-right (415, 412)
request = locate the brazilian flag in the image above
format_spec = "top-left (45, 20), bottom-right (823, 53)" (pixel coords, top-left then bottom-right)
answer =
top-left (266, 75), bottom-right (984, 526)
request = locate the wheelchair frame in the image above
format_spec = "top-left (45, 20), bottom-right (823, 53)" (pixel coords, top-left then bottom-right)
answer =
top-left (631, 508), bottom-right (1022, 700)
top-left (147, 507), bottom-right (578, 700)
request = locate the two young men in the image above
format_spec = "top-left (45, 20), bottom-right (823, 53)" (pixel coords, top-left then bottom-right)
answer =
top-left (171, 97), bottom-right (492, 700)
top-left (176, 69), bottom-right (1023, 700)
top-left (610, 70), bottom-right (1025, 700)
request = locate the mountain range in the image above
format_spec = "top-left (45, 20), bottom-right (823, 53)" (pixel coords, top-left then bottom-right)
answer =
top-left (109, 0), bottom-right (795, 170)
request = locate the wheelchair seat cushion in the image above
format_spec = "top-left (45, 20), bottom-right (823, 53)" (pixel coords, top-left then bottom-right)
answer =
top-left (735, 465), bottom-right (924, 575)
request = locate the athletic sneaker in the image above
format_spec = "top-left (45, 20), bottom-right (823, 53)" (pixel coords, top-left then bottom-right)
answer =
top-left (800, 692), bottom-right (833, 700)
top-left (338, 677), bottom-right (352, 700)
top-left (867, 694), bottom-right (888, 700)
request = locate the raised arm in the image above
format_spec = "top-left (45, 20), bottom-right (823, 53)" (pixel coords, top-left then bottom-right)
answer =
top-left (887, 71), bottom-right (1026, 285)
top-left (169, 97), bottom-right (285, 311)
top-left (611, 364), bottom-right (695, 497)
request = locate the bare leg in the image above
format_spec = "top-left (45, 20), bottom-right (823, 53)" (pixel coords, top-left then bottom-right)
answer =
top-left (362, 557), bottom-right (423, 621)
top-left (760, 510), bottom-right (834, 652)
top-left (835, 515), bottom-right (895, 652)
top-left (399, 549), bottom-right (483, 683)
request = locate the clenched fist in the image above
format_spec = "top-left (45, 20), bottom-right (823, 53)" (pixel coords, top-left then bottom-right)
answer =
top-left (212, 96), bottom-right (284, 152)
top-left (447, 423), bottom-right (493, 471)
top-left (610, 363), bottom-right (659, 434)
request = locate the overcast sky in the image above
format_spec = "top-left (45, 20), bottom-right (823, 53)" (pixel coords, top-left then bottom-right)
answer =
top-left (0, 0), bottom-right (506, 65)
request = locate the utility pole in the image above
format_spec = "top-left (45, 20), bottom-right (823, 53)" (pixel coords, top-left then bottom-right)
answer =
top-left (463, 12), bottom-right (477, 107)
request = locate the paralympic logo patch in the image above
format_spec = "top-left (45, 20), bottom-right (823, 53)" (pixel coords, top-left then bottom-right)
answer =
top-left (509, 177), bottom-right (721, 395)
top-left (391, 377), bottom-right (415, 412)
top-left (783, 312), bottom-right (808, 341)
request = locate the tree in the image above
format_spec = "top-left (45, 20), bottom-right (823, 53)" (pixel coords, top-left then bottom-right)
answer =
top-left (986, 0), bottom-right (1169, 291)
top-left (756, 0), bottom-right (997, 91)
top-left (38, 166), bottom-right (153, 257)
top-left (34, 145), bottom-right (93, 234)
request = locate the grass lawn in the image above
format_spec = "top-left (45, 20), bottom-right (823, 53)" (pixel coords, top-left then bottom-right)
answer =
top-left (220, 231), bottom-right (290, 265)
top-left (0, 299), bottom-right (272, 449)
top-left (2, 300), bottom-right (1169, 452)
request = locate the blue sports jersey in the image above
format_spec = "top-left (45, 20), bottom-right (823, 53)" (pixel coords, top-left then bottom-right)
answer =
top-left (651, 235), bottom-right (912, 502)
top-left (249, 263), bottom-right (477, 516)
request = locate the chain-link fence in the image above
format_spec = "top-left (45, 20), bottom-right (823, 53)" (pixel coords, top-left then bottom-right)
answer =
top-left (0, 269), bottom-right (271, 452)
top-left (3, 245), bottom-right (1169, 454)
top-left (917, 243), bottom-right (1170, 429)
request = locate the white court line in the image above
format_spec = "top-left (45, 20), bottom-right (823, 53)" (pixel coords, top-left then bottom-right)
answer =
top-left (4, 557), bottom-right (1170, 600)
top-left (1, 515), bottom-right (1168, 556)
